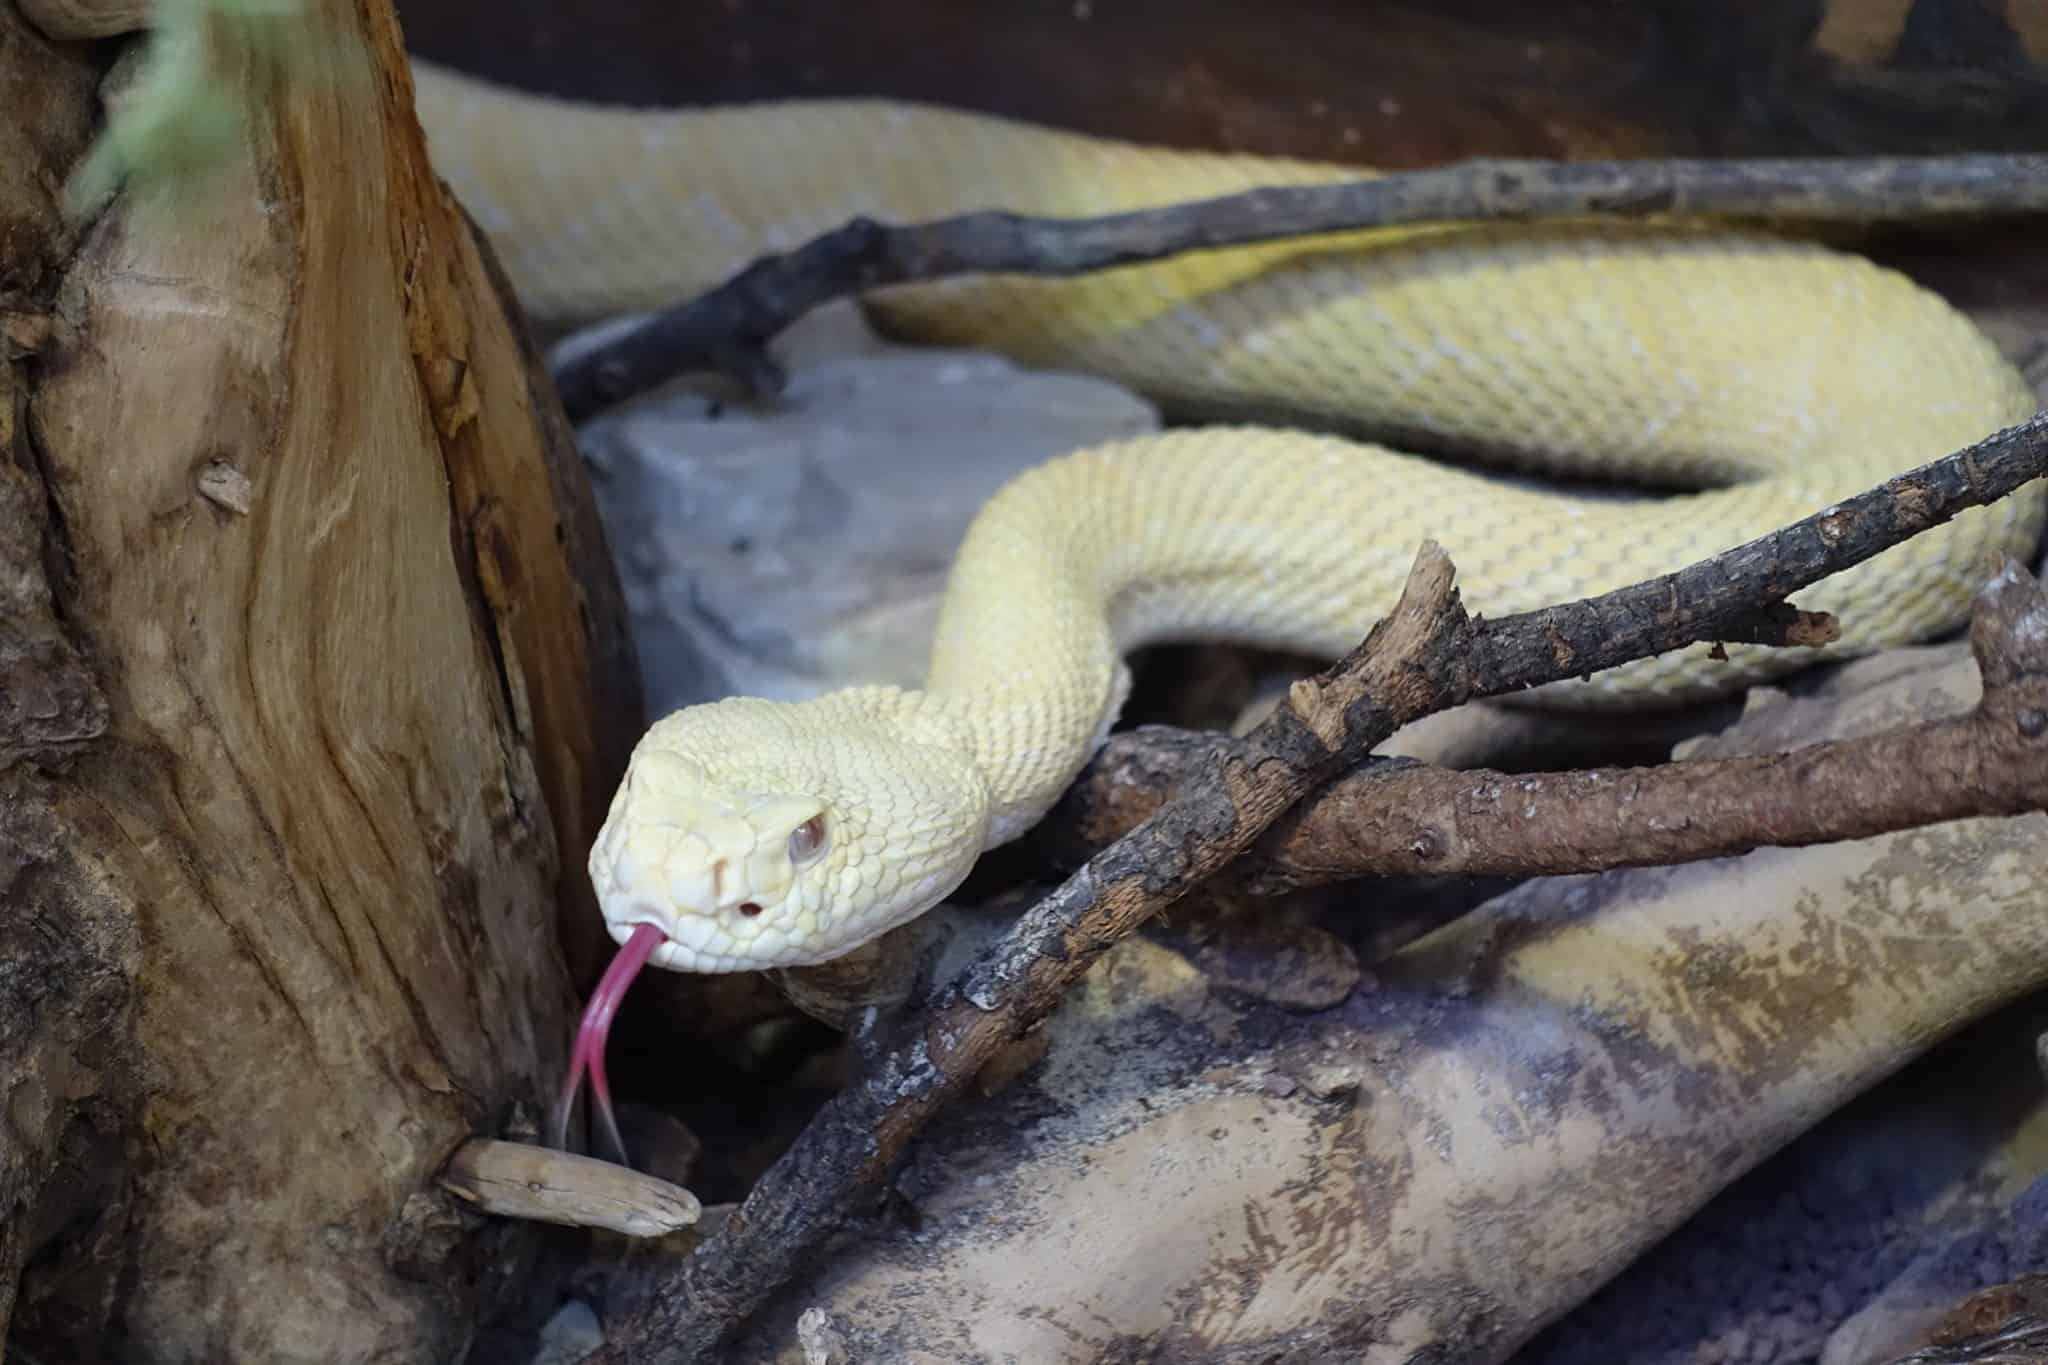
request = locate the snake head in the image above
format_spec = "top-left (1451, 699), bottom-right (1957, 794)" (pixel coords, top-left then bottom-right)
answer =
top-left (555, 690), bottom-right (988, 1163)
top-left (586, 690), bottom-right (991, 974)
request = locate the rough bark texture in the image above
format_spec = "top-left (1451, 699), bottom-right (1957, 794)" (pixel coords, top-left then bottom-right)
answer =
top-left (1034, 655), bottom-right (2048, 893)
top-left (1897, 1273), bottom-right (2048, 1363)
top-left (3, 0), bottom-right (638, 1359)
top-left (1, 4), bottom-right (131, 1349)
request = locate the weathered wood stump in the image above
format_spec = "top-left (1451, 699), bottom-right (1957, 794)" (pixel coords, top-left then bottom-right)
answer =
top-left (1, 0), bottom-right (640, 1359)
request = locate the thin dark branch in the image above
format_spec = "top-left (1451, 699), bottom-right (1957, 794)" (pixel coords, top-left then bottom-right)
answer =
top-left (590, 412), bottom-right (2048, 1363)
top-left (1042, 580), bottom-right (2048, 893)
top-left (552, 152), bottom-right (2048, 421)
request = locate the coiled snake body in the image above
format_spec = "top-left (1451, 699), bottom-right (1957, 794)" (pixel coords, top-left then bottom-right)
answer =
top-left (409, 63), bottom-right (2044, 975)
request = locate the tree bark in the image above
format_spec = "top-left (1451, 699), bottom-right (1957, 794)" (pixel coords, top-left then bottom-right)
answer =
top-left (2, 0), bottom-right (639, 1360)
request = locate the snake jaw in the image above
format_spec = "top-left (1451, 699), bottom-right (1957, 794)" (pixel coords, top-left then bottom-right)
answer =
top-left (584, 691), bottom-right (995, 972)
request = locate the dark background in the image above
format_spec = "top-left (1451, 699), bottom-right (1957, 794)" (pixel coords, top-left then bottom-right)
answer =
top-left (394, 0), bottom-right (2048, 164)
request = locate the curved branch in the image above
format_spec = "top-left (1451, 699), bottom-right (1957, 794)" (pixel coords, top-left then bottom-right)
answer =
top-left (551, 153), bottom-right (2048, 421)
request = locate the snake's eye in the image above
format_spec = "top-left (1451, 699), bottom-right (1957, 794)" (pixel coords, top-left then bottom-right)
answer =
top-left (787, 814), bottom-right (828, 865)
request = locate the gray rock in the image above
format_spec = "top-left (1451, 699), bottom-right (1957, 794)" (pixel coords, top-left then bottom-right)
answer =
top-left (528, 1298), bottom-right (602, 1365)
top-left (566, 303), bottom-right (1159, 717)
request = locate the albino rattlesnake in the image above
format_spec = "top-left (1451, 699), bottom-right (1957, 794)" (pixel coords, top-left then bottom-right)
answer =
top-left (403, 65), bottom-right (2044, 977)
top-left (41, 0), bottom-right (2046, 1162)
top-left (37, 0), bottom-right (2047, 984)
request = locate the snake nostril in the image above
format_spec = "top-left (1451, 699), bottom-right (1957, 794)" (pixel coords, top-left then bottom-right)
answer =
top-left (737, 901), bottom-right (764, 917)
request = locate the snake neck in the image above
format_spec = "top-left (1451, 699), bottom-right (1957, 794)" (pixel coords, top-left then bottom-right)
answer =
top-left (920, 430), bottom-right (1383, 849)
top-left (917, 445), bottom-right (1171, 848)
top-left (931, 665), bottom-right (1134, 851)
top-left (839, 669), bottom-right (1127, 854)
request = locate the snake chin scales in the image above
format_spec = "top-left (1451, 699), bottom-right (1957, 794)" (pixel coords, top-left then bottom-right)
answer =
top-left (588, 691), bottom-right (994, 973)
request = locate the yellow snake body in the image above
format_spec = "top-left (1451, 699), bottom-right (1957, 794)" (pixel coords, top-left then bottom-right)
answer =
top-left (406, 64), bottom-right (2044, 973)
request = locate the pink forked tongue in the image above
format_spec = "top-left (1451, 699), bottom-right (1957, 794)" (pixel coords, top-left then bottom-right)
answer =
top-left (547, 922), bottom-right (666, 1166)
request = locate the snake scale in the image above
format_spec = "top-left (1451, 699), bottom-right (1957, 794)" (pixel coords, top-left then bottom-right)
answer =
top-left (402, 64), bottom-right (2046, 977)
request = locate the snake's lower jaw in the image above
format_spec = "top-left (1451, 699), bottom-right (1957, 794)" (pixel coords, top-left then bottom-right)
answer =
top-left (594, 903), bottom-right (757, 974)
top-left (643, 934), bottom-right (698, 972)
top-left (590, 900), bottom-right (854, 974)
top-left (623, 923), bottom-right (790, 974)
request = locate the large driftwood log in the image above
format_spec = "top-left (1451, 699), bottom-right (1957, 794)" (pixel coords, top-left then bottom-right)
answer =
top-left (686, 599), bottom-right (2048, 1364)
top-left (1, 0), bottom-right (638, 1359)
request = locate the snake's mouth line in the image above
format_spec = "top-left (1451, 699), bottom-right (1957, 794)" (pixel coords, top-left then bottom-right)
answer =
top-left (547, 922), bottom-right (668, 1165)
top-left (648, 938), bottom-right (698, 972)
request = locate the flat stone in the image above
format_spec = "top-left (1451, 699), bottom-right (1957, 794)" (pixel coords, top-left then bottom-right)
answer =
top-left (567, 303), bottom-right (1159, 716)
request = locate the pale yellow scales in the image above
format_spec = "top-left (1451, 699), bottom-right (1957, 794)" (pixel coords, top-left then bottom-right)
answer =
top-left (405, 63), bottom-right (2044, 974)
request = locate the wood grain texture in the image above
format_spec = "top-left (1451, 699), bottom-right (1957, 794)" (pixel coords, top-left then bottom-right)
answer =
top-left (5, 0), bottom-right (637, 1358)
top-left (440, 1137), bottom-right (700, 1237)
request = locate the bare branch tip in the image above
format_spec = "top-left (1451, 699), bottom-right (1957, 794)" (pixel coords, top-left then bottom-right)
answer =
top-left (1393, 540), bottom-right (1460, 615)
top-left (1968, 557), bottom-right (2048, 686)
top-left (1779, 610), bottom-right (1841, 649)
top-left (437, 1137), bottom-right (701, 1238)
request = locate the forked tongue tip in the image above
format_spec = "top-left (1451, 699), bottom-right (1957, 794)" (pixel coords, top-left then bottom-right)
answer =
top-left (547, 922), bottom-right (666, 1166)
